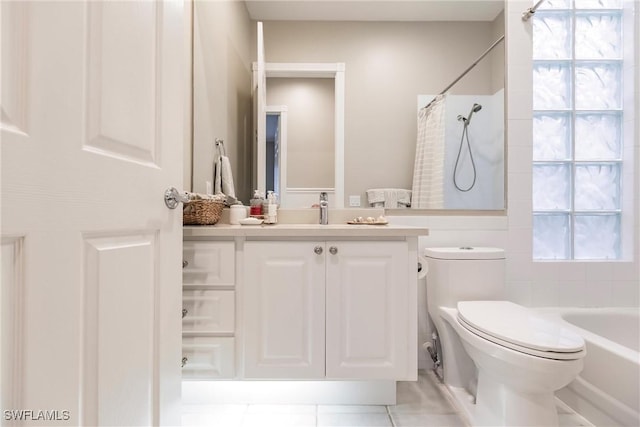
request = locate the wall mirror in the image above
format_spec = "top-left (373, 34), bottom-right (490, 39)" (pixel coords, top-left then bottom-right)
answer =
top-left (191, 0), bottom-right (505, 212)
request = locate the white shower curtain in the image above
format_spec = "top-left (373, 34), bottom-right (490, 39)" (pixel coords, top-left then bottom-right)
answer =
top-left (411, 94), bottom-right (447, 209)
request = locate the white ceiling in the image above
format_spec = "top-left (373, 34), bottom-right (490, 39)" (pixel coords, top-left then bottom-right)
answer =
top-left (244, 0), bottom-right (505, 22)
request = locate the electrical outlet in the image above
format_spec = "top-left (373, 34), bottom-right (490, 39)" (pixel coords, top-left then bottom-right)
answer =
top-left (349, 195), bottom-right (361, 207)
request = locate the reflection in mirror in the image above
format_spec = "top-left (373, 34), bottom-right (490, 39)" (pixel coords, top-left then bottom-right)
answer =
top-left (414, 34), bottom-right (505, 210)
top-left (265, 112), bottom-right (282, 197)
top-left (191, 1), bottom-right (506, 212)
top-left (265, 76), bottom-right (336, 208)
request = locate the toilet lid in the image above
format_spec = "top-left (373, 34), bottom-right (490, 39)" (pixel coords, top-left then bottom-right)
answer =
top-left (457, 301), bottom-right (585, 355)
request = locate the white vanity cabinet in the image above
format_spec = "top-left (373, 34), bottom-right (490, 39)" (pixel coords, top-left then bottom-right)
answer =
top-left (182, 241), bottom-right (236, 379)
top-left (243, 240), bottom-right (411, 380)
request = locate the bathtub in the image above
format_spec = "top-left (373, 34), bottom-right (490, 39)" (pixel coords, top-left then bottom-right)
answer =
top-left (541, 308), bottom-right (640, 427)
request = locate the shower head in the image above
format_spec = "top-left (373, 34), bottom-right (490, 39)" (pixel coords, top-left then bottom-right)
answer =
top-left (467, 103), bottom-right (482, 124)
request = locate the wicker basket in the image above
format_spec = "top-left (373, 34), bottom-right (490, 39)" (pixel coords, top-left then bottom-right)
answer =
top-left (183, 199), bottom-right (224, 225)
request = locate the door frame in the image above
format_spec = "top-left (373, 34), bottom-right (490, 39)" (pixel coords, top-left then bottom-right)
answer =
top-left (265, 105), bottom-right (288, 205)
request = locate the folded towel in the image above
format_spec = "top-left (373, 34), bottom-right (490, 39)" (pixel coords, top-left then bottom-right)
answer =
top-left (187, 192), bottom-right (225, 202)
top-left (366, 189), bottom-right (386, 204)
top-left (220, 155), bottom-right (236, 199)
top-left (394, 189), bottom-right (412, 207)
top-left (366, 188), bottom-right (412, 208)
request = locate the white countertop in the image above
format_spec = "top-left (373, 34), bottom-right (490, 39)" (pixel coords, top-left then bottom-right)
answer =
top-left (184, 223), bottom-right (429, 238)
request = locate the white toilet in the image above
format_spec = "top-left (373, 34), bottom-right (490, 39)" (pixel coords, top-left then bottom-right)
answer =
top-left (424, 247), bottom-right (586, 427)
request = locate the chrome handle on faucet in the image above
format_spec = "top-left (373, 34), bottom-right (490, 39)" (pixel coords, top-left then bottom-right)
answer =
top-left (319, 192), bottom-right (329, 225)
top-left (164, 187), bottom-right (190, 209)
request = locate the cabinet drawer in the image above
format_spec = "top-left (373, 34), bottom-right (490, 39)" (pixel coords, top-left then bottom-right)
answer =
top-left (182, 337), bottom-right (235, 379)
top-left (183, 241), bottom-right (234, 287)
top-left (182, 290), bottom-right (234, 334)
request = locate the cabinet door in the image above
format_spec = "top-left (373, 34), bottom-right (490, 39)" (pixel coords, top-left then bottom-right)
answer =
top-left (326, 241), bottom-right (410, 379)
top-left (244, 241), bottom-right (325, 378)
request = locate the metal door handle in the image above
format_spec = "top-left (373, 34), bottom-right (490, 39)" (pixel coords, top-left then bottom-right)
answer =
top-left (329, 246), bottom-right (338, 255)
top-left (181, 357), bottom-right (188, 368)
top-left (314, 246), bottom-right (323, 255)
top-left (183, 260), bottom-right (189, 268)
top-left (165, 187), bottom-right (189, 209)
top-left (182, 308), bottom-right (188, 319)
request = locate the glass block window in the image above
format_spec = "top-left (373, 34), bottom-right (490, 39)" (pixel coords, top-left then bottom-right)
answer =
top-left (532, 0), bottom-right (625, 260)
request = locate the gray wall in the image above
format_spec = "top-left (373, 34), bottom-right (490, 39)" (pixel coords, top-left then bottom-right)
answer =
top-left (262, 19), bottom-right (504, 206)
top-left (192, 1), bottom-right (253, 201)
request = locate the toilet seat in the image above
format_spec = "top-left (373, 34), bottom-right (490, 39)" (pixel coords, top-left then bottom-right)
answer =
top-left (457, 301), bottom-right (586, 360)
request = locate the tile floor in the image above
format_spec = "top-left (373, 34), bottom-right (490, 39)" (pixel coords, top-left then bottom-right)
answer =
top-left (182, 371), bottom-right (592, 427)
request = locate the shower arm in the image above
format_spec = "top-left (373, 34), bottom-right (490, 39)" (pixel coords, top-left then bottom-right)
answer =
top-left (422, 35), bottom-right (505, 111)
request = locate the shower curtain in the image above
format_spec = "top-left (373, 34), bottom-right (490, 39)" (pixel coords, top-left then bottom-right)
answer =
top-left (411, 94), bottom-right (447, 208)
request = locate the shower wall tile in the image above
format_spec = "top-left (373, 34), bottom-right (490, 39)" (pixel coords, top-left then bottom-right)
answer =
top-left (610, 281), bottom-right (640, 307)
top-left (507, 89), bottom-right (533, 120)
top-left (585, 262), bottom-right (615, 281)
top-left (558, 281), bottom-right (587, 306)
top-left (583, 281), bottom-right (613, 307)
top-left (508, 199), bottom-right (533, 228)
top-left (507, 64), bottom-right (533, 89)
top-left (508, 172), bottom-right (533, 204)
top-left (506, 253), bottom-right (533, 282)
top-left (623, 65), bottom-right (636, 113)
top-left (557, 263), bottom-right (587, 282)
top-left (506, 119), bottom-right (532, 147)
top-left (506, 227), bottom-right (533, 256)
top-left (508, 145), bottom-right (533, 175)
top-left (506, 1), bottom-right (534, 66)
top-left (505, 5), bottom-right (638, 308)
top-left (611, 260), bottom-right (640, 281)
top-left (505, 281), bottom-right (533, 306)
top-left (531, 261), bottom-right (560, 282)
top-left (531, 280), bottom-right (560, 307)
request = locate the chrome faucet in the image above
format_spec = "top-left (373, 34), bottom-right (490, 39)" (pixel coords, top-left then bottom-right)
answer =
top-left (319, 192), bottom-right (329, 225)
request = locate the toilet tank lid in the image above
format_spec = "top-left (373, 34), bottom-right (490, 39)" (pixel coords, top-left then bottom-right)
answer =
top-left (424, 247), bottom-right (505, 260)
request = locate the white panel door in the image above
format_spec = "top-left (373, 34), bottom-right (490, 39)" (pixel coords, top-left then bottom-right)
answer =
top-left (1, 1), bottom-right (184, 425)
top-left (325, 241), bottom-right (410, 379)
top-left (243, 241), bottom-right (325, 379)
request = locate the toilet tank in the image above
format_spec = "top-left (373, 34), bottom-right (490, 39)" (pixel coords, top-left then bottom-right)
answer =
top-left (424, 247), bottom-right (506, 312)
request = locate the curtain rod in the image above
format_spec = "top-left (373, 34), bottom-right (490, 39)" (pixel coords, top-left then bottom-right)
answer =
top-left (422, 35), bottom-right (505, 110)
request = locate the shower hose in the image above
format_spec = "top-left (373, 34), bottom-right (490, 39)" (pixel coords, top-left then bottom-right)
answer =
top-left (453, 121), bottom-right (477, 192)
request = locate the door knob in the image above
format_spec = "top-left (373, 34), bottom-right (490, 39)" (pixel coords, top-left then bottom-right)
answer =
top-left (329, 246), bottom-right (338, 255)
top-left (314, 246), bottom-right (323, 255)
top-left (164, 187), bottom-right (189, 209)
